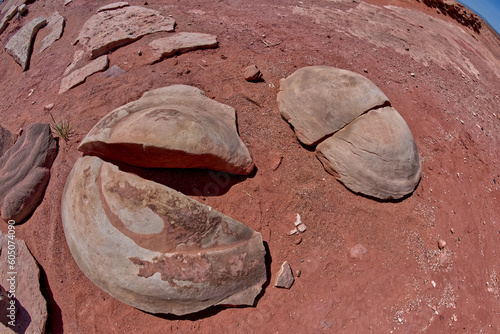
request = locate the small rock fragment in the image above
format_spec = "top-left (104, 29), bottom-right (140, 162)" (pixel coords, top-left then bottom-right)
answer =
top-left (288, 228), bottom-right (298, 236)
top-left (271, 154), bottom-right (283, 171)
top-left (59, 55), bottom-right (109, 94)
top-left (44, 103), bottom-right (54, 111)
top-left (96, 2), bottom-right (130, 13)
top-left (349, 244), bottom-right (368, 259)
top-left (275, 261), bottom-right (294, 289)
top-left (5, 16), bottom-right (47, 70)
top-left (296, 269), bottom-right (301, 277)
top-left (64, 0), bottom-right (72, 5)
top-left (438, 239), bottom-right (446, 249)
top-left (101, 64), bottom-right (126, 78)
top-left (0, 5), bottom-right (19, 35)
top-left (294, 213), bottom-right (302, 226)
top-left (18, 4), bottom-right (28, 16)
top-left (297, 224), bottom-right (307, 233)
top-left (244, 65), bottom-right (262, 82)
top-left (431, 280), bottom-right (436, 288)
top-left (294, 237), bottom-right (302, 245)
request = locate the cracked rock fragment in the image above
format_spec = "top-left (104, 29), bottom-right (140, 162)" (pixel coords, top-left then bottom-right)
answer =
top-left (62, 156), bottom-right (267, 315)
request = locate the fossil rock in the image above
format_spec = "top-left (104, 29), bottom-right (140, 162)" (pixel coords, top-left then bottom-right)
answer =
top-left (62, 156), bottom-right (267, 315)
top-left (0, 123), bottom-right (57, 223)
top-left (316, 107), bottom-right (421, 199)
top-left (277, 66), bottom-right (389, 146)
top-left (78, 85), bottom-right (254, 175)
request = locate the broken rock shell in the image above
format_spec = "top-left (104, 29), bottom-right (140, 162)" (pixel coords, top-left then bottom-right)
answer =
top-left (62, 156), bottom-right (267, 315)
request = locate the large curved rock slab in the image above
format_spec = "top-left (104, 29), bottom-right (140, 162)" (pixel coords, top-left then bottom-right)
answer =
top-left (0, 232), bottom-right (48, 333)
top-left (76, 5), bottom-right (175, 59)
top-left (277, 66), bottom-right (389, 146)
top-left (78, 85), bottom-right (254, 175)
top-left (316, 107), bottom-right (421, 199)
top-left (0, 123), bottom-right (57, 223)
top-left (62, 156), bottom-right (267, 315)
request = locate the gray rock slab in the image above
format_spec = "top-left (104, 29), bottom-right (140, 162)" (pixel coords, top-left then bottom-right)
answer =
top-left (78, 85), bottom-right (255, 175)
top-left (59, 55), bottom-right (108, 94)
top-left (277, 66), bottom-right (389, 146)
top-left (0, 232), bottom-right (48, 333)
top-left (316, 107), bottom-right (421, 200)
top-left (76, 5), bottom-right (175, 58)
top-left (148, 32), bottom-right (218, 64)
top-left (5, 16), bottom-right (46, 70)
top-left (39, 12), bottom-right (65, 53)
top-left (96, 2), bottom-right (129, 13)
top-left (0, 123), bottom-right (57, 223)
top-left (62, 156), bottom-right (267, 315)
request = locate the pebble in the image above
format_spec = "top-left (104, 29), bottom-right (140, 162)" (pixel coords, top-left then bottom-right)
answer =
top-left (244, 64), bottom-right (262, 82)
top-left (297, 224), bottom-right (307, 233)
top-left (275, 261), bottom-right (294, 289)
top-left (18, 4), bottom-right (28, 16)
top-left (438, 239), bottom-right (446, 249)
top-left (44, 103), bottom-right (54, 111)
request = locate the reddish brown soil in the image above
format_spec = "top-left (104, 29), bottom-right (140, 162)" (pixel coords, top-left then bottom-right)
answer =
top-left (1, 0), bottom-right (500, 333)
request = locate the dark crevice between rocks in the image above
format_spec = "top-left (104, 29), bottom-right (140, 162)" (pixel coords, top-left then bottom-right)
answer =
top-left (38, 262), bottom-right (63, 334)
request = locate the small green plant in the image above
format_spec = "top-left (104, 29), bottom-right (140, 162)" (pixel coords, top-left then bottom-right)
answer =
top-left (50, 113), bottom-right (74, 143)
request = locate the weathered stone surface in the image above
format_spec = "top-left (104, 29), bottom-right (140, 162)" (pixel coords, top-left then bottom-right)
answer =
top-left (0, 126), bottom-right (17, 157)
top-left (148, 32), bottom-right (218, 64)
top-left (316, 107), bottom-right (421, 199)
top-left (76, 6), bottom-right (175, 59)
top-left (62, 156), bottom-right (267, 315)
top-left (101, 64), bottom-right (126, 78)
top-left (5, 16), bottom-right (47, 71)
top-left (0, 232), bottom-right (48, 333)
top-left (39, 12), bottom-right (65, 53)
top-left (59, 55), bottom-right (108, 94)
top-left (79, 85), bottom-right (255, 175)
top-left (244, 65), bottom-right (262, 82)
top-left (0, 5), bottom-right (18, 35)
top-left (0, 123), bottom-right (57, 223)
top-left (96, 2), bottom-right (129, 13)
top-left (277, 66), bottom-right (389, 146)
top-left (275, 261), bottom-right (294, 289)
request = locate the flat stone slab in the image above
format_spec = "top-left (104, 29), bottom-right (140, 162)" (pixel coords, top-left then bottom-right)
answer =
top-left (277, 66), bottom-right (389, 146)
top-left (148, 32), bottom-right (218, 64)
top-left (78, 85), bottom-right (255, 175)
top-left (76, 5), bottom-right (175, 58)
top-left (59, 55), bottom-right (108, 94)
top-left (96, 2), bottom-right (129, 13)
top-left (0, 123), bottom-right (57, 223)
top-left (0, 5), bottom-right (18, 35)
top-left (62, 156), bottom-right (267, 315)
top-left (316, 107), bottom-right (421, 200)
top-left (39, 12), bottom-right (65, 53)
top-left (0, 232), bottom-right (48, 333)
top-left (5, 16), bottom-right (47, 70)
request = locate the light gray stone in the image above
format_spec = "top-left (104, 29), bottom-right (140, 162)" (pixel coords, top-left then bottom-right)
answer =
top-left (62, 156), bottom-right (267, 315)
top-left (5, 16), bottom-right (47, 70)
top-left (78, 85), bottom-right (255, 175)
top-left (101, 64), bottom-right (126, 78)
top-left (96, 2), bottom-right (129, 13)
top-left (0, 5), bottom-right (18, 35)
top-left (316, 107), bottom-right (421, 200)
top-left (59, 55), bottom-right (108, 94)
top-left (349, 244), bottom-right (368, 259)
top-left (76, 6), bottom-right (175, 58)
top-left (0, 123), bottom-right (57, 223)
top-left (0, 232), bottom-right (48, 333)
top-left (275, 261), bottom-right (294, 289)
top-left (277, 66), bottom-right (389, 146)
top-left (148, 32), bottom-right (218, 63)
top-left (17, 3), bottom-right (27, 15)
top-left (39, 12), bottom-right (65, 53)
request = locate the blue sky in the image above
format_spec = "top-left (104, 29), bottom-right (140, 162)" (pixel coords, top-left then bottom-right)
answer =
top-left (457, 0), bottom-right (500, 34)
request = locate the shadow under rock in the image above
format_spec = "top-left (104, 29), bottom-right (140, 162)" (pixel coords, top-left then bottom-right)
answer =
top-left (38, 264), bottom-right (63, 334)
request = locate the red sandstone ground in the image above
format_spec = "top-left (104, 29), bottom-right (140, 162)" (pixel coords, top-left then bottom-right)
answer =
top-left (1, 0), bottom-right (499, 333)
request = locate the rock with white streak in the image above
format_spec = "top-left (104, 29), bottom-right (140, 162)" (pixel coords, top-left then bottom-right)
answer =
top-left (39, 12), bottom-right (65, 53)
top-left (76, 6), bottom-right (175, 58)
top-left (5, 16), bottom-right (47, 70)
top-left (148, 32), bottom-right (218, 64)
top-left (78, 85), bottom-right (255, 175)
top-left (62, 156), bottom-right (267, 315)
top-left (59, 55), bottom-right (108, 94)
top-left (275, 261), bottom-right (294, 289)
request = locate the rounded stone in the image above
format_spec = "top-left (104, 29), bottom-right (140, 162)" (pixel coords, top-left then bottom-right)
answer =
top-left (62, 156), bottom-right (267, 315)
top-left (316, 107), bottom-right (421, 199)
